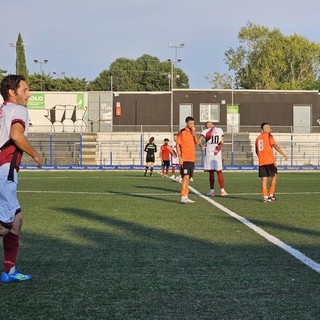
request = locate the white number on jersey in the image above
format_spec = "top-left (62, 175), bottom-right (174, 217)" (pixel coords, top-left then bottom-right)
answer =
top-left (257, 139), bottom-right (264, 151)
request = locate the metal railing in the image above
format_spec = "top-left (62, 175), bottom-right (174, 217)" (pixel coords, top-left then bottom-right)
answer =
top-left (21, 128), bottom-right (320, 167)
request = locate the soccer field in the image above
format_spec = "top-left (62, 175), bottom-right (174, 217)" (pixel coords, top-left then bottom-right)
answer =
top-left (1, 170), bottom-right (320, 319)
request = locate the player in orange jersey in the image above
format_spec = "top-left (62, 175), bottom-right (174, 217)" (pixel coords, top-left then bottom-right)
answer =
top-left (176, 116), bottom-right (204, 203)
top-left (255, 123), bottom-right (288, 202)
top-left (159, 138), bottom-right (175, 177)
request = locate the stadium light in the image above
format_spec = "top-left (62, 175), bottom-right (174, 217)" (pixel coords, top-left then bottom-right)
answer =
top-left (168, 43), bottom-right (185, 68)
top-left (167, 58), bottom-right (181, 141)
top-left (34, 59), bottom-right (48, 91)
top-left (168, 43), bottom-right (185, 89)
top-left (53, 70), bottom-right (66, 91)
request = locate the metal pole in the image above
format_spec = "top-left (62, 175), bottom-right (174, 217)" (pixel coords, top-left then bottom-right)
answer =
top-left (79, 132), bottom-right (83, 165)
top-left (231, 78), bottom-right (234, 166)
top-left (170, 61), bottom-right (174, 141)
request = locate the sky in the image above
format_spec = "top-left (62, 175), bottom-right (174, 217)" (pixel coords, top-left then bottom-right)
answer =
top-left (1, 0), bottom-right (320, 89)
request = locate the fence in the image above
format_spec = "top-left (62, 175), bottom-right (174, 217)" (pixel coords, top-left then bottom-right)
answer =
top-left (22, 126), bottom-right (320, 168)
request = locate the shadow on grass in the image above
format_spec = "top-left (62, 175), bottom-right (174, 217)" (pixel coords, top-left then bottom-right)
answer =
top-left (104, 189), bottom-right (179, 204)
top-left (135, 185), bottom-right (179, 193)
top-left (3, 206), bottom-right (320, 320)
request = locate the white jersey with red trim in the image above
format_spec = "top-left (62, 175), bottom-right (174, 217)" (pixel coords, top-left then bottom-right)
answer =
top-left (0, 102), bottom-right (29, 182)
top-left (171, 141), bottom-right (179, 165)
top-left (201, 127), bottom-right (224, 155)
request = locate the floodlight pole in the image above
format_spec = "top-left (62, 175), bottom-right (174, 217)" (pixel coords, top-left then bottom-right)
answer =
top-left (53, 70), bottom-right (65, 91)
top-left (168, 43), bottom-right (185, 139)
top-left (231, 77), bottom-right (234, 166)
top-left (34, 59), bottom-right (48, 91)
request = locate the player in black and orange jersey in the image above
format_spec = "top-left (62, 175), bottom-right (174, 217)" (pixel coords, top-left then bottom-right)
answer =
top-left (176, 116), bottom-right (204, 203)
top-left (159, 138), bottom-right (175, 177)
top-left (255, 122), bottom-right (288, 202)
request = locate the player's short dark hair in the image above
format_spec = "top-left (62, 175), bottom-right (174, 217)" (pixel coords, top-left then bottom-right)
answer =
top-left (164, 138), bottom-right (169, 142)
top-left (185, 116), bottom-right (194, 122)
top-left (0, 74), bottom-right (26, 101)
top-left (261, 122), bottom-right (269, 130)
top-left (205, 121), bottom-right (213, 128)
top-left (149, 137), bottom-right (154, 143)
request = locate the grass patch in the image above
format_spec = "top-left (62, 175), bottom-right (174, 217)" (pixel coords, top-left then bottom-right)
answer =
top-left (0, 171), bottom-right (319, 319)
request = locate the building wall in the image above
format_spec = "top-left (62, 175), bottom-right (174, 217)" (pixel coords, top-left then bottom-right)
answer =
top-left (2, 89), bottom-right (319, 132)
top-left (113, 92), bottom-right (171, 126)
top-left (113, 89), bottom-right (320, 129)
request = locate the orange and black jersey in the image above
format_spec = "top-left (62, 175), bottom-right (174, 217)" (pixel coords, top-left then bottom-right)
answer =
top-left (160, 144), bottom-right (173, 161)
top-left (255, 132), bottom-right (276, 166)
top-left (176, 128), bottom-right (199, 162)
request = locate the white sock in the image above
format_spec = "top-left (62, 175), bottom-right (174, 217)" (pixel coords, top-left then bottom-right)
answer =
top-left (9, 266), bottom-right (16, 274)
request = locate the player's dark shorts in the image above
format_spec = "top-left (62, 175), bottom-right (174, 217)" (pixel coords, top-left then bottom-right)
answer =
top-left (259, 164), bottom-right (278, 177)
top-left (181, 161), bottom-right (194, 178)
top-left (146, 154), bottom-right (155, 163)
top-left (162, 160), bottom-right (170, 168)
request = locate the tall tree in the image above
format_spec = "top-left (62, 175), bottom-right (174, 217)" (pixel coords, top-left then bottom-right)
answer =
top-left (88, 54), bottom-right (189, 91)
top-left (205, 72), bottom-right (233, 89)
top-left (224, 22), bottom-right (320, 90)
top-left (15, 33), bottom-right (29, 84)
top-left (0, 69), bottom-right (7, 82)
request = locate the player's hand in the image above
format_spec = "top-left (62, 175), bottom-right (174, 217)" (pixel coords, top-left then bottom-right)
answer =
top-left (214, 145), bottom-right (221, 156)
top-left (33, 153), bottom-right (44, 167)
top-left (283, 154), bottom-right (288, 161)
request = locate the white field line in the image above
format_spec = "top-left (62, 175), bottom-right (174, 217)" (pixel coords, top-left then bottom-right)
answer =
top-left (188, 185), bottom-right (320, 274)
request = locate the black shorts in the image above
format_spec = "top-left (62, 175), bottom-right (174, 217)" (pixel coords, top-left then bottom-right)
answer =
top-left (162, 160), bottom-right (170, 168)
top-left (146, 154), bottom-right (155, 163)
top-left (181, 161), bottom-right (194, 178)
top-left (259, 164), bottom-right (278, 178)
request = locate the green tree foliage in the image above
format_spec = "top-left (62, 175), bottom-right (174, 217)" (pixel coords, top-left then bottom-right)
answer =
top-left (0, 69), bottom-right (7, 82)
top-left (88, 54), bottom-right (189, 91)
top-left (15, 33), bottom-right (29, 84)
top-left (205, 72), bottom-right (233, 89)
top-left (224, 22), bottom-right (320, 90)
top-left (29, 74), bottom-right (87, 91)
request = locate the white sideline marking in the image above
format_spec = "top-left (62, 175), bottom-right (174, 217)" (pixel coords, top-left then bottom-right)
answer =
top-left (188, 185), bottom-right (320, 274)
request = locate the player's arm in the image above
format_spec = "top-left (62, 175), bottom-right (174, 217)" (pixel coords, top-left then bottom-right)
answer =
top-left (176, 143), bottom-right (183, 165)
top-left (10, 122), bottom-right (43, 166)
top-left (199, 134), bottom-right (205, 144)
top-left (192, 128), bottom-right (204, 151)
top-left (273, 143), bottom-right (288, 161)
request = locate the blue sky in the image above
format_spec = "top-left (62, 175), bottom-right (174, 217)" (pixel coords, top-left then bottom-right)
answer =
top-left (1, 0), bottom-right (320, 88)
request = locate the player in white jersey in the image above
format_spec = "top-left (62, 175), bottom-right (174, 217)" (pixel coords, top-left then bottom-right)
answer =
top-left (170, 133), bottom-right (180, 180)
top-left (200, 121), bottom-right (228, 196)
top-left (0, 75), bottom-right (43, 283)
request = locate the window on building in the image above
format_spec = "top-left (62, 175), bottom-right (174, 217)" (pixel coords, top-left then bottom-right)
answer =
top-left (200, 104), bottom-right (220, 122)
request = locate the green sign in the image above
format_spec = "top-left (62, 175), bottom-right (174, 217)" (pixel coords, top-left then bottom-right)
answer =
top-left (28, 93), bottom-right (45, 109)
top-left (227, 104), bottom-right (239, 114)
top-left (77, 93), bottom-right (85, 110)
